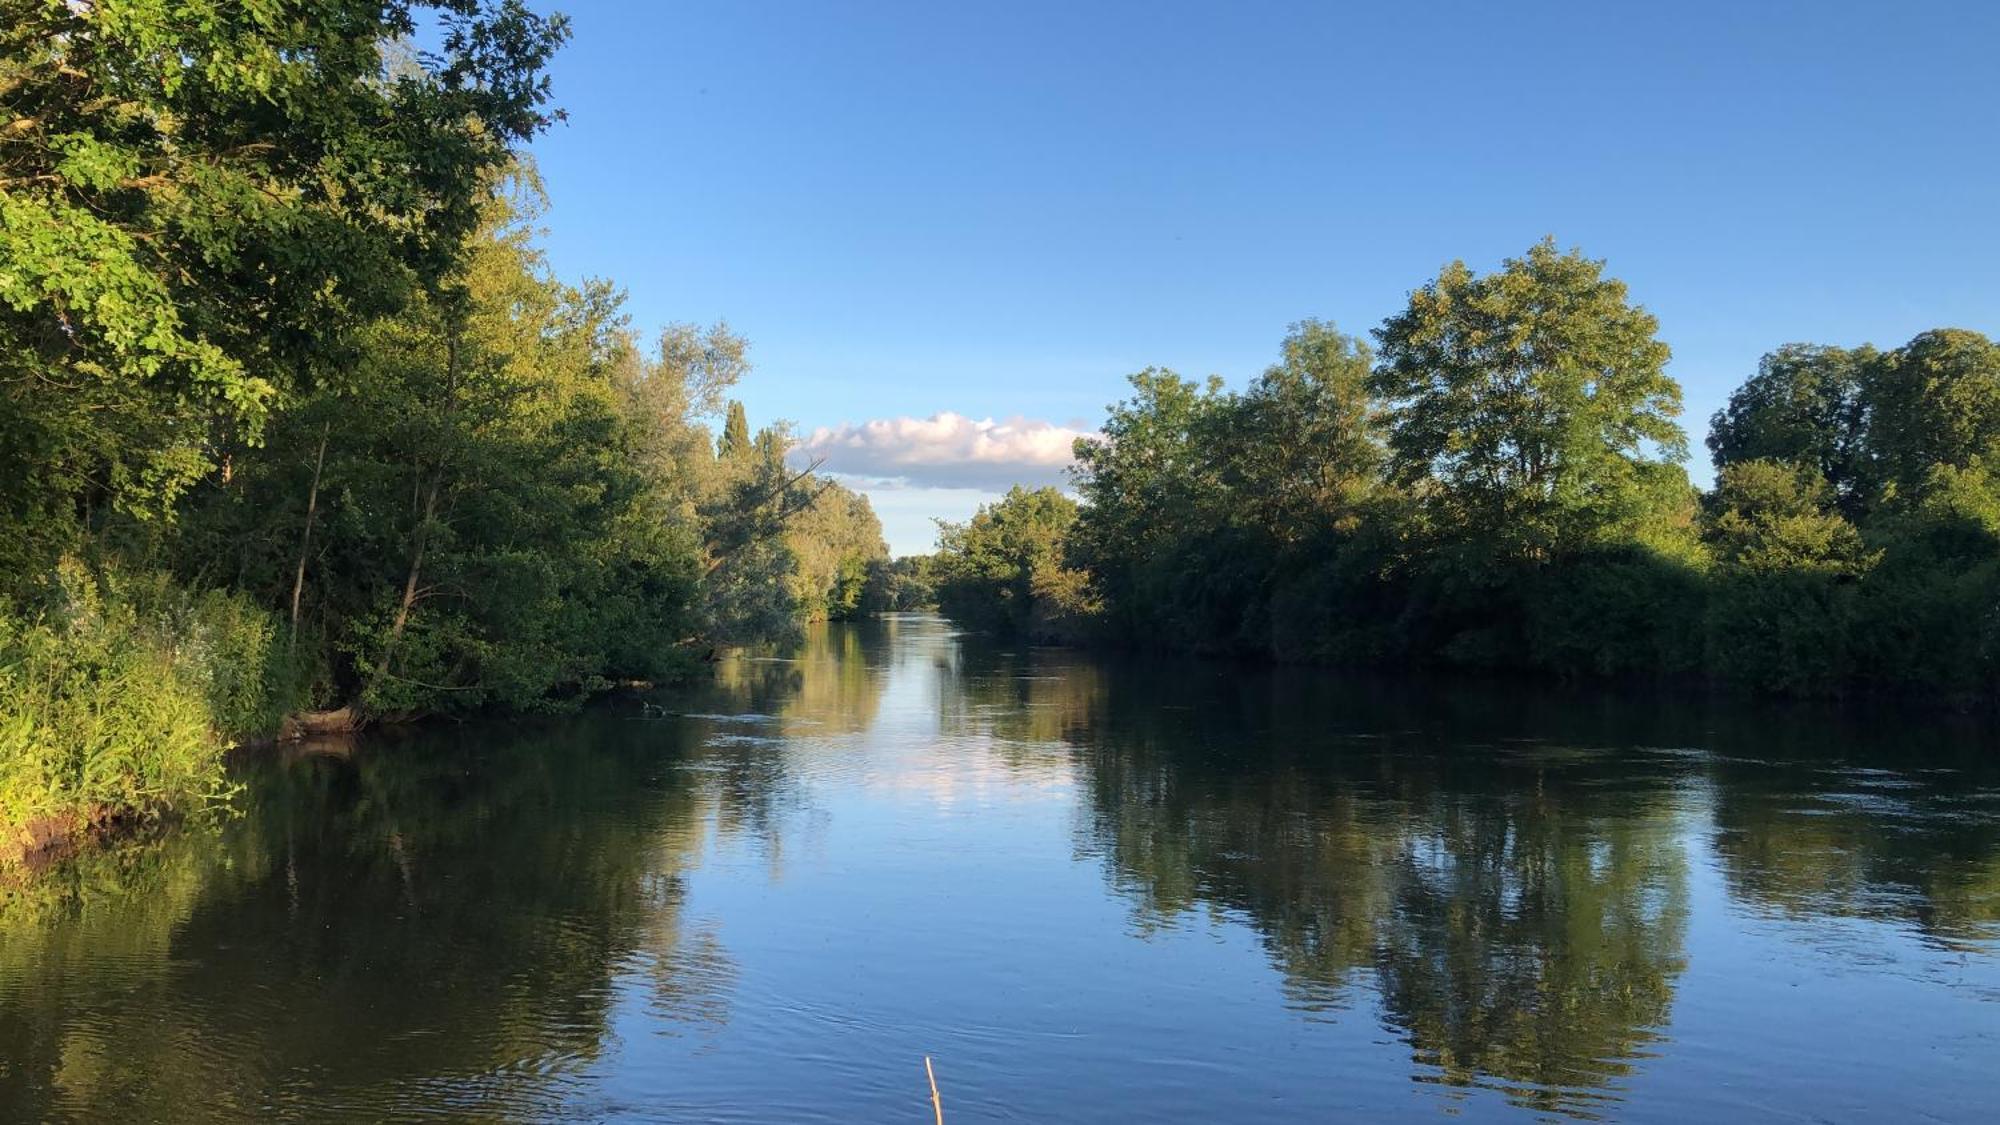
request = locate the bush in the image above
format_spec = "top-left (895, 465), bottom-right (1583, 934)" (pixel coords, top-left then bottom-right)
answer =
top-left (0, 561), bottom-right (300, 848)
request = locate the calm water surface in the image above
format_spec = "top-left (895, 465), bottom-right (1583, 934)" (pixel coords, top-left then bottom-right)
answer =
top-left (3, 615), bottom-right (1997, 1121)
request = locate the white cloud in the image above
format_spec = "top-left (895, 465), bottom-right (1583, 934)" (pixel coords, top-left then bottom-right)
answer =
top-left (790, 412), bottom-right (1088, 491)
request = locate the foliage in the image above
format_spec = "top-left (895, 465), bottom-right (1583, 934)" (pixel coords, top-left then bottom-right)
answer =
top-left (0, 9), bottom-right (889, 842)
top-left (687, 403), bottom-right (887, 642)
top-left (934, 487), bottom-right (1096, 640)
top-left (864, 555), bottom-right (939, 612)
top-left (783, 479), bottom-right (888, 623)
top-left (1370, 239), bottom-right (1688, 564)
top-left (941, 243), bottom-right (2000, 706)
top-left (0, 558), bottom-right (303, 846)
top-left (0, 0), bottom-right (568, 574)
top-left (1859, 328), bottom-right (2000, 505)
top-left (1707, 344), bottom-right (1873, 516)
top-left (171, 184), bottom-right (705, 717)
top-left (1694, 461), bottom-right (1869, 692)
top-left (1848, 456), bottom-right (2000, 698)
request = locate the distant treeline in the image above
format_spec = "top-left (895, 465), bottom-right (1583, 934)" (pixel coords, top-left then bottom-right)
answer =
top-left (934, 240), bottom-right (2000, 705)
top-left (0, 5), bottom-right (886, 845)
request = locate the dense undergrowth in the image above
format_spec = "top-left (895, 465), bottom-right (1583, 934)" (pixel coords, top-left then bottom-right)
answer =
top-left (0, 561), bottom-right (299, 848)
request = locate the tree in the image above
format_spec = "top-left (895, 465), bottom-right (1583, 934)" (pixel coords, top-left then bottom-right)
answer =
top-left (718, 401), bottom-right (753, 462)
top-left (1707, 344), bottom-right (1873, 516)
top-left (1069, 369), bottom-right (1231, 634)
top-left (1370, 239), bottom-right (1688, 562)
top-left (1849, 455), bottom-right (2000, 696)
top-left (616, 320), bottom-right (750, 530)
top-left (1859, 328), bottom-right (2000, 504)
top-left (1222, 319), bottom-right (1381, 540)
top-left (783, 480), bottom-right (888, 622)
top-left (0, 0), bottom-right (567, 575)
top-left (934, 487), bottom-right (1095, 639)
top-left (178, 183), bottom-right (703, 716)
top-left (1704, 460), bottom-right (1872, 577)
top-left (1700, 460), bottom-right (1875, 693)
top-left (864, 555), bottom-right (938, 612)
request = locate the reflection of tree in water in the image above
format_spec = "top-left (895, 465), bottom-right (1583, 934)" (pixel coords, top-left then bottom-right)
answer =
top-left (707, 619), bottom-right (885, 737)
top-left (1375, 781), bottom-right (1686, 1118)
top-left (7, 620), bottom-right (1995, 1121)
top-left (665, 619), bottom-right (891, 859)
top-left (947, 648), bottom-right (1699, 1118)
top-left (933, 635), bottom-right (1103, 771)
top-left (949, 647), bottom-right (2000, 1116)
top-left (1707, 750), bottom-right (2000, 946)
top-left (0, 716), bottom-right (743, 1122)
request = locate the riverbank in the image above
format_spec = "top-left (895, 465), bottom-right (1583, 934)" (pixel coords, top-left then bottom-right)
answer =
top-left (1, 563), bottom-right (640, 873)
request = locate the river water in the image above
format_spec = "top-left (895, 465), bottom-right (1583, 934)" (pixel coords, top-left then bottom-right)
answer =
top-left (2, 615), bottom-right (1996, 1122)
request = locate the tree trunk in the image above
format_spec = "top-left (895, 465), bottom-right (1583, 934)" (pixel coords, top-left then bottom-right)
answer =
top-left (360, 329), bottom-right (463, 709)
top-left (288, 422), bottom-right (330, 650)
top-left (372, 472), bottom-right (439, 687)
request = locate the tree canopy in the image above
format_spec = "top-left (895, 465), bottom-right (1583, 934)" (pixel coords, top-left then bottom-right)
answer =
top-left (936, 241), bottom-right (2000, 704)
top-left (1369, 239), bottom-right (1688, 562)
top-left (0, 0), bottom-right (568, 565)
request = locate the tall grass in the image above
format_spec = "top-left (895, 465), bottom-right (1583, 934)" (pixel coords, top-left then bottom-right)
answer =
top-left (0, 559), bottom-right (303, 854)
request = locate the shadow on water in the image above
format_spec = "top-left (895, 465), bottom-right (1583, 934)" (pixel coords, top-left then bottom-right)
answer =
top-left (1, 615), bottom-right (1995, 1121)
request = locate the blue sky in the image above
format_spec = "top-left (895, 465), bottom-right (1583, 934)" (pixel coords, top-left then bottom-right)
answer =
top-left (524, 0), bottom-right (2000, 555)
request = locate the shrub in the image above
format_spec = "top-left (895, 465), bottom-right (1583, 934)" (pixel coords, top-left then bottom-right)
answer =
top-left (0, 560), bottom-right (300, 850)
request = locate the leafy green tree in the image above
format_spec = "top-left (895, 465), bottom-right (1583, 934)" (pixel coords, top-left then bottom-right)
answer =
top-left (178, 184), bottom-right (702, 716)
top-left (864, 555), bottom-right (937, 612)
top-left (618, 322), bottom-right (750, 515)
top-left (1221, 319), bottom-right (1381, 540)
top-left (1850, 455), bottom-right (2000, 696)
top-left (1859, 328), bottom-right (2000, 504)
top-left (1370, 239), bottom-right (1688, 563)
top-left (1069, 368), bottom-right (1234, 639)
top-left (688, 406), bottom-right (822, 648)
top-left (934, 487), bottom-right (1095, 639)
top-left (783, 480), bottom-right (888, 622)
top-left (718, 401), bottom-right (753, 462)
top-left (1707, 344), bottom-right (1874, 516)
top-left (1700, 460), bottom-right (1874, 692)
top-left (1704, 460), bottom-right (1872, 577)
top-left (0, 0), bottom-right (567, 575)
top-left (1067, 325), bottom-right (1391, 656)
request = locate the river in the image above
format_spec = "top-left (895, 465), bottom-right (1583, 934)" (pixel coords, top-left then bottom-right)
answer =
top-left (1, 614), bottom-right (1996, 1121)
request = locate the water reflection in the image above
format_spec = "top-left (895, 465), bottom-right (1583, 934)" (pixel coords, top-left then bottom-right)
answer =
top-left (1708, 753), bottom-right (2000, 947)
top-left (0, 720), bottom-right (756, 1120)
top-left (1, 617), bottom-right (1995, 1122)
top-left (943, 640), bottom-right (1999, 1116)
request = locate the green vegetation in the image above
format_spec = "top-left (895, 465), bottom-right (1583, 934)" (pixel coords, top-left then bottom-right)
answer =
top-left (864, 555), bottom-right (939, 613)
top-left (0, 4), bottom-right (883, 853)
top-left (8, 3), bottom-right (1993, 856)
top-left (935, 240), bottom-right (2000, 705)
top-left (933, 486), bottom-right (1095, 639)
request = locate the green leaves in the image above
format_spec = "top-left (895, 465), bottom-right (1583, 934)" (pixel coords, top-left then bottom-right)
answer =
top-left (1707, 343), bottom-right (1872, 514)
top-left (0, 0), bottom-right (567, 558)
top-left (1371, 238), bottom-right (1686, 563)
top-left (1860, 328), bottom-right (2000, 505)
top-left (1705, 460), bottom-right (1872, 578)
top-left (934, 486), bottom-right (1093, 639)
top-left (1010, 244), bottom-right (2000, 699)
